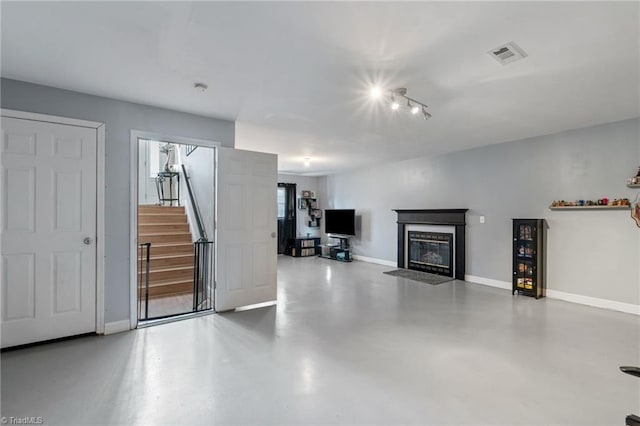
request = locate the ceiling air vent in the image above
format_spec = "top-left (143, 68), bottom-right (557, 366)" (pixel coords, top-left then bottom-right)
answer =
top-left (488, 42), bottom-right (527, 65)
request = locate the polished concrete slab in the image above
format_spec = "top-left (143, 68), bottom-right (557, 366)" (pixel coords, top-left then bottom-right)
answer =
top-left (2, 256), bottom-right (639, 425)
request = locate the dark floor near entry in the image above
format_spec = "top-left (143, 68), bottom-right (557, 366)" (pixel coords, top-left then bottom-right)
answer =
top-left (383, 268), bottom-right (454, 285)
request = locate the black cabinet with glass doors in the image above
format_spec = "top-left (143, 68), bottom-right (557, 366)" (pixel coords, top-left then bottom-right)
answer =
top-left (512, 219), bottom-right (545, 299)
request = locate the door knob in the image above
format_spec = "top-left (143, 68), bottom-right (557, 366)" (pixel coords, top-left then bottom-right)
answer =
top-left (83, 237), bottom-right (93, 245)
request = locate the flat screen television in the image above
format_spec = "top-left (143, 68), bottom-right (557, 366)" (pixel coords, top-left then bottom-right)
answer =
top-left (325, 209), bottom-right (356, 236)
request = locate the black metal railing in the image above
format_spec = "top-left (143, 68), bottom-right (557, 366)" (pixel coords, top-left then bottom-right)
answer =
top-left (186, 145), bottom-right (197, 156)
top-left (621, 366), bottom-right (640, 426)
top-left (138, 239), bottom-right (214, 322)
top-left (181, 164), bottom-right (207, 241)
top-left (138, 242), bottom-right (151, 321)
top-left (193, 240), bottom-right (214, 312)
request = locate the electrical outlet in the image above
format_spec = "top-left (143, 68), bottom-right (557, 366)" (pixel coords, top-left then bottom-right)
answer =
top-left (480, 216), bottom-right (485, 224)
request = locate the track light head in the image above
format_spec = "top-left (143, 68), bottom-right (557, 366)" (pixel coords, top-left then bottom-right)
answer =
top-left (391, 96), bottom-right (400, 110)
top-left (409, 100), bottom-right (420, 115)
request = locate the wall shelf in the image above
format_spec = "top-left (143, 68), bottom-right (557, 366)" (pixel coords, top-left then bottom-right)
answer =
top-left (627, 184), bottom-right (640, 188)
top-left (549, 205), bottom-right (631, 210)
top-left (298, 190), bottom-right (321, 228)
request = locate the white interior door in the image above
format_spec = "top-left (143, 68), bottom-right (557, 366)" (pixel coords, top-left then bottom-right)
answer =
top-left (1, 116), bottom-right (97, 348)
top-left (216, 147), bottom-right (277, 311)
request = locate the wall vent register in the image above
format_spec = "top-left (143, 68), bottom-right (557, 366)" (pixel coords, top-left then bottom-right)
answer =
top-left (488, 42), bottom-right (528, 65)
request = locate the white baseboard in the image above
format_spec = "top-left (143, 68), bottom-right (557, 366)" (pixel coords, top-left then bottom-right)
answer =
top-left (353, 255), bottom-right (396, 267)
top-left (545, 289), bottom-right (640, 315)
top-left (464, 275), bottom-right (639, 315)
top-left (104, 320), bottom-right (131, 335)
top-left (464, 275), bottom-right (511, 290)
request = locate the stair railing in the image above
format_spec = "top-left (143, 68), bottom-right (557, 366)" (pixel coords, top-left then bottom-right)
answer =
top-left (621, 367), bottom-right (640, 426)
top-left (138, 242), bottom-right (151, 320)
top-left (181, 164), bottom-right (207, 242)
top-left (181, 164), bottom-right (215, 311)
top-left (193, 240), bottom-right (214, 311)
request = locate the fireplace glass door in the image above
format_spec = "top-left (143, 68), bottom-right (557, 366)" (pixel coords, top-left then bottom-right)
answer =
top-left (408, 231), bottom-right (454, 277)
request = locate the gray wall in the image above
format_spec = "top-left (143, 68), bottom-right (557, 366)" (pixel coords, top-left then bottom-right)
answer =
top-left (320, 118), bottom-right (640, 305)
top-left (1, 78), bottom-right (235, 323)
top-left (277, 174), bottom-right (322, 238)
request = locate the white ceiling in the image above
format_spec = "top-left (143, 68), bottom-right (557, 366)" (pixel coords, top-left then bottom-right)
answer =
top-left (2, 2), bottom-right (638, 176)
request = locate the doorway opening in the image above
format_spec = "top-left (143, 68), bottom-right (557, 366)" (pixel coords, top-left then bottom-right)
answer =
top-left (277, 183), bottom-right (296, 254)
top-left (135, 137), bottom-right (216, 323)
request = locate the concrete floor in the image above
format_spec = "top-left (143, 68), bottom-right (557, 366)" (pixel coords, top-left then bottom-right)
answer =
top-left (2, 256), bottom-right (639, 425)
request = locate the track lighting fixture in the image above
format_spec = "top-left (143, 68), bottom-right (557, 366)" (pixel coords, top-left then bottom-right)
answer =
top-left (379, 87), bottom-right (432, 120)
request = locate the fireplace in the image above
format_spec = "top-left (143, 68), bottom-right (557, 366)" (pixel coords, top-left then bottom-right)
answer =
top-left (394, 209), bottom-right (467, 280)
top-left (408, 231), bottom-right (454, 277)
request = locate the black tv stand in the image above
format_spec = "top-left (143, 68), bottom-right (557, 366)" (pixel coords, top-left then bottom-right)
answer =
top-left (331, 236), bottom-right (349, 249)
top-left (319, 236), bottom-right (353, 262)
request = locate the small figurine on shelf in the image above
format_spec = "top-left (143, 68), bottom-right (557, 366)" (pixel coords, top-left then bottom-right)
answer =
top-left (632, 200), bottom-right (640, 228)
top-left (611, 198), bottom-right (631, 206)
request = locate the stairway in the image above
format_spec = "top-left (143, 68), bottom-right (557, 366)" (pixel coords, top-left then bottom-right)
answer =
top-left (138, 205), bottom-right (194, 298)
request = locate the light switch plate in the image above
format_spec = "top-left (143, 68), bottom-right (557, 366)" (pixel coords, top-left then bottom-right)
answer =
top-left (480, 216), bottom-right (485, 224)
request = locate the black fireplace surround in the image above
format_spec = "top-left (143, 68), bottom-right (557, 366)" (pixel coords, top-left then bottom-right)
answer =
top-left (394, 209), bottom-right (468, 280)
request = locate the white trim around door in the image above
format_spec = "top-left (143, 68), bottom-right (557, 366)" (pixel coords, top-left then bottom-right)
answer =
top-left (0, 108), bottom-right (106, 336)
top-left (129, 130), bottom-right (221, 329)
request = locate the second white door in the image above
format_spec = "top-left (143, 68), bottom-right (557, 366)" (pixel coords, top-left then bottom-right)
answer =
top-left (216, 147), bottom-right (277, 311)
